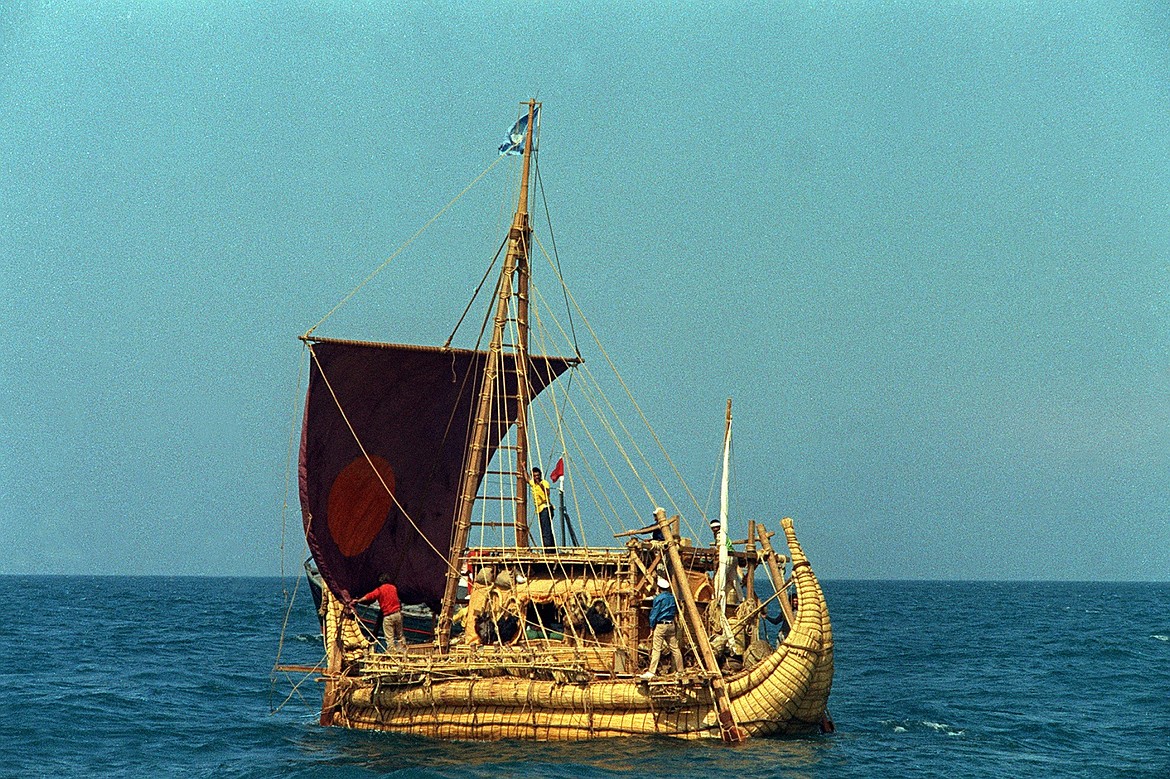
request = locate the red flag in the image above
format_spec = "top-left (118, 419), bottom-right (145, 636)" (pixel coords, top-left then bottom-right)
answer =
top-left (549, 457), bottom-right (564, 483)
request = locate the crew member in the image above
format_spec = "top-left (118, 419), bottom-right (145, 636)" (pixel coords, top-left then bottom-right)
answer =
top-left (356, 573), bottom-right (404, 649)
top-left (642, 576), bottom-right (684, 679)
top-left (529, 467), bottom-right (555, 549)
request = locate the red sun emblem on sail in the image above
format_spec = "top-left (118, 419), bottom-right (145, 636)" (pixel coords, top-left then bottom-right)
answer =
top-left (326, 455), bottom-right (397, 557)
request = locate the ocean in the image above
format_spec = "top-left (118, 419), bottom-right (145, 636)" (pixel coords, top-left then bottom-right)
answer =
top-left (3, 577), bottom-right (1167, 778)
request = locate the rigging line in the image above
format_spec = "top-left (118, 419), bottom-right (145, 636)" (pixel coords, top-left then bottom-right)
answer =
top-left (529, 277), bottom-right (663, 508)
top-left (562, 378), bottom-right (650, 534)
top-left (530, 280), bottom-right (696, 536)
top-left (547, 367), bottom-right (631, 516)
top-left (473, 273), bottom-right (500, 348)
top-left (527, 324), bottom-right (582, 546)
top-left (534, 159), bottom-right (581, 360)
top-left (534, 246), bottom-right (708, 527)
top-left (521, 260), bottom-right (576, 438)
top-left (702, 414), bottom-right (726, 520)
top-left (444, 235), bottom-right (508, 349)
top-left (519, 384), bottom-right (589, 589)
top-left (428, 349), bottom-right (481, 500)
top-left (552, 372), bottom-right (643, 525)
top-left (306, 153), bottom-right (506, 337)
top-left (507, 366), bottom-right (525, 548)
top-left (566, 440), bottom-right (593, 548)
top-left (272, 568), bottom-right (306, 682)
top-left (524, 318), bottom-right (611, 545)
top-left (532, 242), bottom-right (683, 523)
top-left (534, 390), bottom-right (616, 541)
top-left (427, 297), bottom-right (498, 525)
top-left (480, 367), bottom-right (502, 549)
top-left (530, 283), bottom-right (668, 518)
top-left (494, 365), bottom-right (515, 548)
top-left (527, 301), bottom-right (626, 546)
top-left (497, 362), bottom-right (520, 548)
top-left (529, 389), bottom-right (622, 549)
top-left (529, 356), bottom-right (574, 475)
top-left (307, 344), bottom-right (461, 578)
top-left (279, 345), bottom-right (308, 601)
top-left (270, 656), bottom-right (327, 714)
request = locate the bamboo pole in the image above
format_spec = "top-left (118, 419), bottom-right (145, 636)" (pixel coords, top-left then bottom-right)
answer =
top-left (745, 519), bottom-right (757, 604)
top-left (511, 99), bottom-right (537, 545)
top-left (625, 546), bottom-right (640, 671)
top-left (654, 507), bottom-right (747, 744)
top-left (755, 524), bottom-right (796, 632)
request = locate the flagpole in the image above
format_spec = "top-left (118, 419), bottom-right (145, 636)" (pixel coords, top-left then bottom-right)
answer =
top-left (551, 454), bottom-right (578, 546)
top-left (559, 485), bottom-right (567, 546)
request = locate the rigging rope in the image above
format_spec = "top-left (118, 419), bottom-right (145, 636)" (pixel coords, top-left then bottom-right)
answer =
top-left (530, 280), bottom-right (694, 534)
top-left (273, 345), bottom-right (314, 706)
top-left (533, 234), bottom-right (710, 533)
top-left (279, 345), bottom-right (308, 598)
top-left (306, 154), bottom-right (506, 337)
top-left (272, 566), bottom-right (306, 686)
top-left (535, 160), bottom-right (581, 360)
top-left (270, 654), bottom-right (327, 715)
top-left (444, 234), bottom-right (508, 349)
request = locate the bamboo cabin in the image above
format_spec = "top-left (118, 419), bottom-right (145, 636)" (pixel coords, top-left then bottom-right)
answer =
top-left (275, 101), bottom-right (834, 742)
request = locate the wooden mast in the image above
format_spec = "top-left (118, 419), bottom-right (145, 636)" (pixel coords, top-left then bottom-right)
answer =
top-left (511, 99), bottom-right (536, 546)
top-left (436, 100), bottom-right (539, 652)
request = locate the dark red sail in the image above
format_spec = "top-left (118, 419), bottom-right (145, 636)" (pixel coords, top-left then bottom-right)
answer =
top-left (298, 338), bottom-right (575, 607)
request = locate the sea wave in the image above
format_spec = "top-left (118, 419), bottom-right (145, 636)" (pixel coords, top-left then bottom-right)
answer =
top-left (5, 578), bottom-right (1170, 777)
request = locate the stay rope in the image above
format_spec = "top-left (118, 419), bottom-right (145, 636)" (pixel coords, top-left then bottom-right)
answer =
top-left (305, 154), bottom-right (506, 337)
top-left (278, 345), bottom-right (308, 597)
top-left (532, 234), bottom-right (709, 535)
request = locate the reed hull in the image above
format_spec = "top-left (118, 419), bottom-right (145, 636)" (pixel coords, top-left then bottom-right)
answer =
top-left (318, 519), bottom-right (832, 741)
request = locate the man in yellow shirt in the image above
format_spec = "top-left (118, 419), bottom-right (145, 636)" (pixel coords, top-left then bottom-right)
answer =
top-left (529, 467), bottom-right (555, 549)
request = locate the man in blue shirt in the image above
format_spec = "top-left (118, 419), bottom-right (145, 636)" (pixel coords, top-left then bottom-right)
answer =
top-left (642, 577), bottom-right (684, 679)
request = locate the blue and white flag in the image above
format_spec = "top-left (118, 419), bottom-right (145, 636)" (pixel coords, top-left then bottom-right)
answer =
top-left (499, 107), bottom-right (539, 155)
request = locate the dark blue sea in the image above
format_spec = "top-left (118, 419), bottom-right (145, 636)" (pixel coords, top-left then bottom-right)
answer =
top-left (3, 578), bottom-right (1168, 778)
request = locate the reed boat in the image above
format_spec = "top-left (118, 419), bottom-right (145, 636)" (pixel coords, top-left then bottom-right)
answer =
top-left (276, 101), bottom-right (834, 742)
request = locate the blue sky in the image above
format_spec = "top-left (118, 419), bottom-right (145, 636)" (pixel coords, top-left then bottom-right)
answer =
top-left (3, 1), bottom-right (1168, 579)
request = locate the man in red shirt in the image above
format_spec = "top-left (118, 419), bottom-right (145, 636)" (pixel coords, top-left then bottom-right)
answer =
top-left (356, 574), bottom-right (403, 650)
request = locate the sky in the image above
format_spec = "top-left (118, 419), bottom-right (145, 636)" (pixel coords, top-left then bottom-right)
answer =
top-left (3, 1), bottom-right (1168, 580)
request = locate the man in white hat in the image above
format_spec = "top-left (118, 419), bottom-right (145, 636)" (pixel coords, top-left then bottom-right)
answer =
top-left (642, 576), bottom-right (684, 679)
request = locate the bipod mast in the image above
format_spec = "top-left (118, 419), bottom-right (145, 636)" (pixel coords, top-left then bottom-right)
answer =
top-left (436, 99), bottom-right (539, 653)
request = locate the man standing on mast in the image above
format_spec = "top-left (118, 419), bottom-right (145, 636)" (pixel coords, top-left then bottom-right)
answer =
top-left (528, 467), bottom-right (555, 550)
